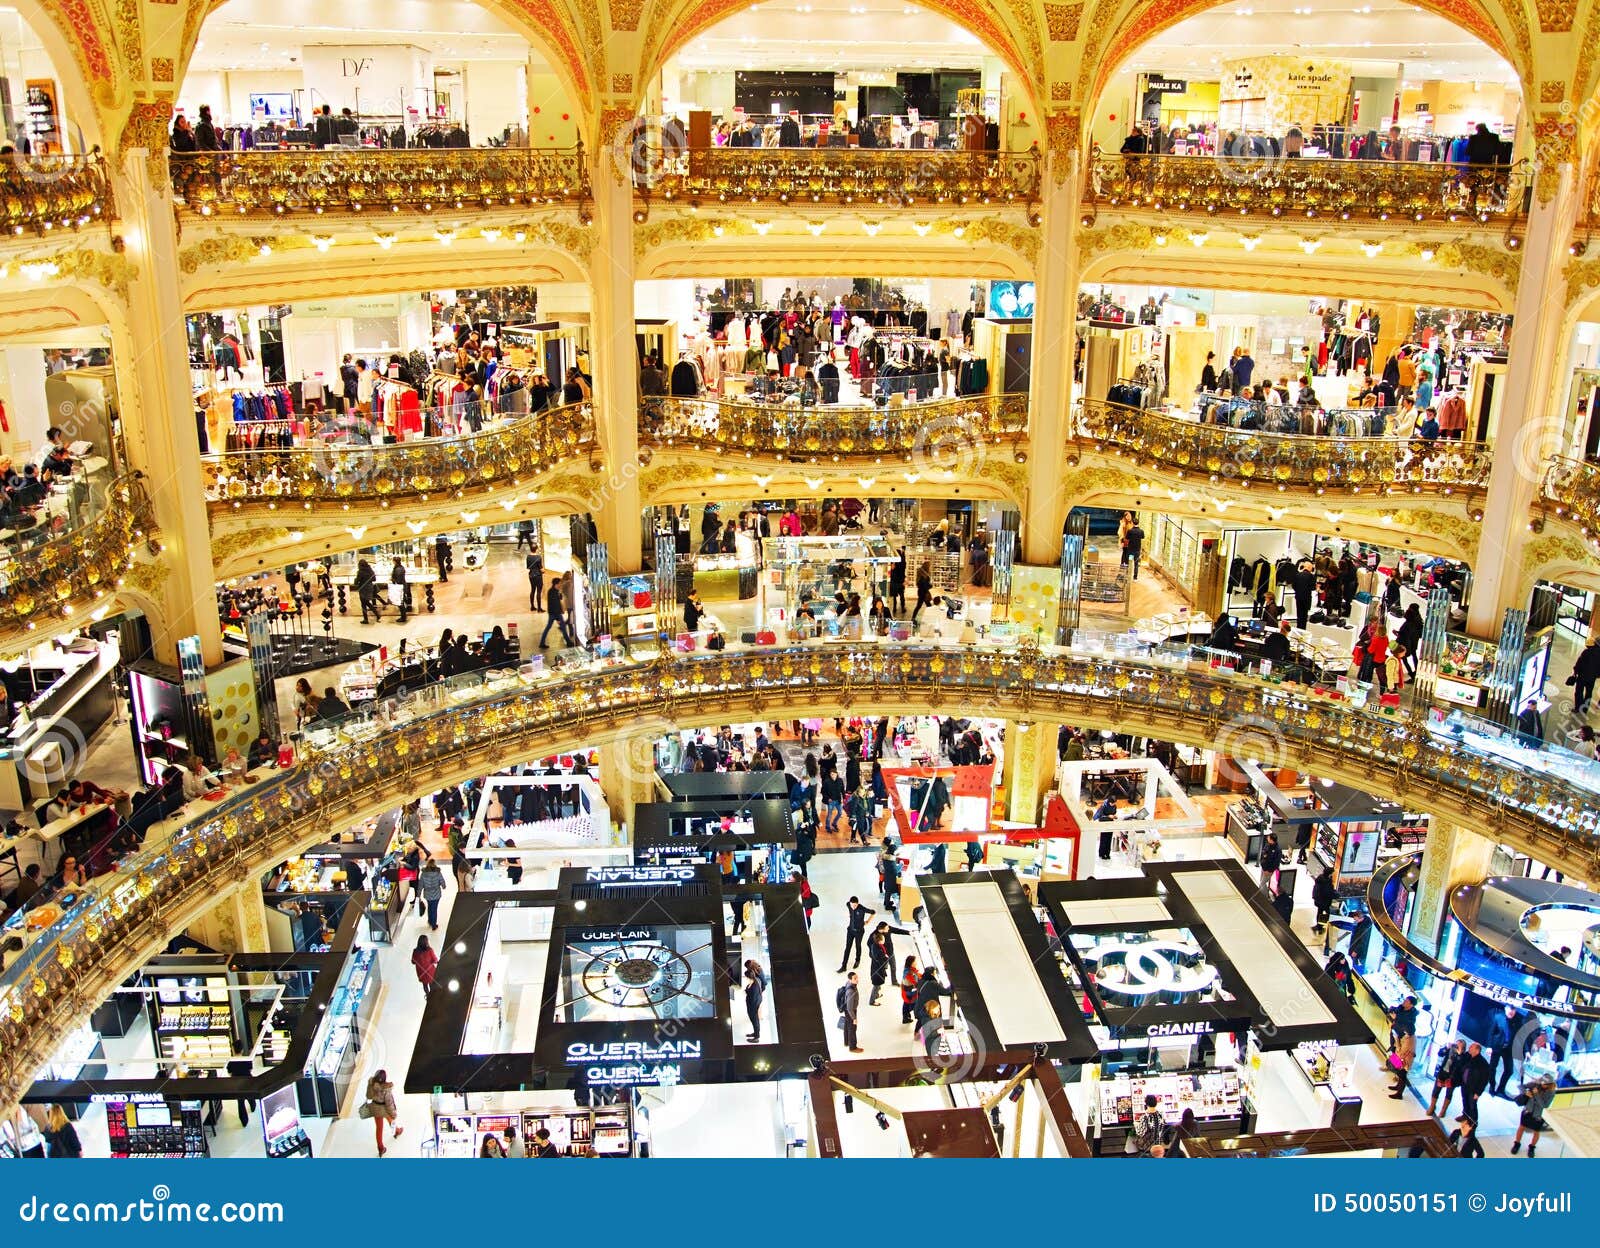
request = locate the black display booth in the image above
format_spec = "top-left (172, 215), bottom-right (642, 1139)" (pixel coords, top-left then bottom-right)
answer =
top-left (25, 900), bottom-right (375, 1157)
top-left (1041, 862), bottom-right (1375, 1152)
top-left (632, 798), bottom-right (794, 870)
top-left (407, 865), bottom-right (828, 1095)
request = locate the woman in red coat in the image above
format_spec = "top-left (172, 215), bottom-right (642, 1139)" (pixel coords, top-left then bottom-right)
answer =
top-left (411, 934), bottom-right (438, 995)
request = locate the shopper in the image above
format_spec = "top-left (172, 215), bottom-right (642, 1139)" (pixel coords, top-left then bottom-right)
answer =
top-left (1258, 831), bottom-right (1283, 894)
top-left (1310, 868), bottom-right (1337, 935)
top-left (821, 764), bottom-right (844, 834)
top-left (417, 855), bottom-right (446, 931)
top-left (1166, 1107), bottom-right (1200, 1157)
top-left (913, 966), bottom-right (952, 1026)
top-left (1129, 1094), bottom-right (1165, 1155)
top-left (1387, 995), bottom-right (1419, 1099)
top-left (539, 578), bottom-right (575, 649)
top-left (532, 1127), bottom-right (559, 1156)
top-left (1459, 1042), bottom-right (1492, 1122)
top-left (1488, 1004), bottom-right (1521, 1096)
top-left (889, 549), bottom-right (907, 614)
top-left (837, 895), bottom-right (875, 971)
top-left (1324, 950), bottom-right (1355, 999)
top-left (838, 971), bottom-right (863, 1052)
top-left (911, 561), bottom-right (934, 627)
top-left (411, 934), bottom-right (438, 995)
top-left (1123, 519), bottom-right (1144, 582)
top-left (43, 1104), bottom-right (82, 1158)
top-left (867, 930), bottom-right (893, 1005)
top-left (1568, 637), bottom-right (1600, 714)
top-left (1292, 559), bottom-right (1317, 629)
top-left (502, 1125), bottom-right (525, 1157)
top-left (526, 549), bottom-right (544, 611)
top-left (878, 841), bottom-right (902, 915)
top-left (1429, 1038), bottom-right (1467, 1117)
top-left (361, 1069), bottom-right (403, 1156)
top-left (899, 956), bottom-right (920, 1025)
top-left (480, 1133), bottom-right (506, 1157)
top-left (795, 870), bottom-right (818, 928)
top-left (1449, 1114), bottom-right (1484, 1158)
top-left (1511, 1075), bottom-right (1556, 1155)
top-left (743, 958), bottom-right (766, 1042)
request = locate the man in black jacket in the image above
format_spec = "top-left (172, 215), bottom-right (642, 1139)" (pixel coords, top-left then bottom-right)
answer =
top-left (913, 966), bottom-right (952, 1026)
top-left (1292, 560), bottom-right (1317, 628)
top-left (1568, 638), bottom-right (1600, 713)
top-left (1458, 1043), bottom-right (1492, 1122)
top-left (1310, 867), bottom-right (1336, 935)
top-left (1488, 1005), bottom-right (1521, 1096)
top-left (539, 579), bottom-right (574, 648)
top-left (838, 896), bottom-right (875, 971)
top-left (1123, 522), bottom-right (1144, 581)
top-left (1263, 621), bottom-right (1293, 673)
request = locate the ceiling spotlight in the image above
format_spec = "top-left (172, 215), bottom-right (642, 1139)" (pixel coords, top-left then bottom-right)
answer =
top-left (862, 221), bottom-right (882, 236)
top-left (806, 222), bottom-right (825, 236)
top-left (1361, 241), bottom-right (1382, 257)
top-left (310, 235), bottom-right (333, 252)
top-left (875, 1111), bottom-right (890, 1130)
top-left (1299, 238), bottom-right (1321, 254)
top-left (480, 228), bottom-right (502, 242)
top-left (373, 233), bottom-right (396, 249)
top-left (1189, 231), bottom-right (1209, 246)
top-left (1239, 235), bottom-right (1261, 251)
top-left (434, 229), bottom-right (457, 246)
top-left (1419, 248), bottom-right (1435, 262)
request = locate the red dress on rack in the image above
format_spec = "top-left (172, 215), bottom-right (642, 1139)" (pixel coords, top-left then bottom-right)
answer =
top-left (395, 390), bottom-right (423, 438)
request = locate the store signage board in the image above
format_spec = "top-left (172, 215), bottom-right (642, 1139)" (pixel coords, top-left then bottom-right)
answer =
top-left (584, 865), bottom-right (697, 886)
top-left (566, 1039), bottom-right (703, 1086)
top-left (1434, 676), bottom-right (1486, 708)
top-left (1147, 77), bottom-right (1187, 93)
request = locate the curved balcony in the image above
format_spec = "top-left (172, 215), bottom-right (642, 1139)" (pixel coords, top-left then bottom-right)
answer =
top-left (639, 147), bottom-right (1042, 213)
top-left (1, 639), bottom-right (1597, 1107)
top-left (169, 147), bottom-right (591, 219)
top-left (1079, 399), bottom-right (1493, 499)
top-left (0, 474), bottom-right (156, 651)
top-left (1, 153), bottom-right (114, 236)
top-left (1084, 151), bottom-right (1526, 227)
top-left (642, 393), bottom-right (1030, 462)
top-left (203, 401), bottom-right (596, 514)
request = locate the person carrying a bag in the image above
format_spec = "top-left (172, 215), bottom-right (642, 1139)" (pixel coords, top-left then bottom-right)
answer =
top-left (360, 1069), bottom-right (404, 1156)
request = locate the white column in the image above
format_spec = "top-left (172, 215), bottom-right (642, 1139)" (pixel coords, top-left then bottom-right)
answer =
top-left (1022, 150), bottom-right (1079, 565)
top-left (113, 151), bottom-right (224, 665)
top-left (1466, 167), bottom-right (1579, 636)
top-left (589, 154), bottom-right (643, 573)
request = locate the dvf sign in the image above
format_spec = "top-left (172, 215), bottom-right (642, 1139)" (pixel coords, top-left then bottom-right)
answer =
top-left (341, 58), bottom-right (373, 77)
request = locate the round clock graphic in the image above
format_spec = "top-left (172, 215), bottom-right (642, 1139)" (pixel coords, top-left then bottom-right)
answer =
top-left (576, 939), bottom-right (700, 1011)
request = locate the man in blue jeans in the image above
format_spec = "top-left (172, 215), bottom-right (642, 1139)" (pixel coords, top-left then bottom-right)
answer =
top-left (539, 578), bottom-right (576, 648)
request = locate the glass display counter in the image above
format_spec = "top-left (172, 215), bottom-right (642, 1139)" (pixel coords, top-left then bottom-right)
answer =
top-left (298, 945), bottom-right (380, 1117)
top-left (1091, 1068), bottom-right (1252, 1152)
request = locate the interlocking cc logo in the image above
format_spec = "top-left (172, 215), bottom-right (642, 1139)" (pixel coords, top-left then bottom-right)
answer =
top-left (1080, 939), bottom-right (1220, 999)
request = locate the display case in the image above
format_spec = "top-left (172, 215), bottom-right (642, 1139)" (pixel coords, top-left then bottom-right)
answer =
top-left (298, 946), bottom-right (381, 1117)
top-left (1091, 1068), bottom-right (1253, 1152)
top-left (105, 1098), bottom-right (209, 1158)
top-left (1433, 634), bottom-right (1496, 709)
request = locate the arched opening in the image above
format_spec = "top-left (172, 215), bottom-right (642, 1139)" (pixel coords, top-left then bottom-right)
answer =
top-left (178, 0), bottom-right (588, 148)
top-left (1088, 0), bottom-right (1523, 157)
top-left (639, 0), bottom-right (1042, 149)
top-left (0, 3), bottom-right (104, 151)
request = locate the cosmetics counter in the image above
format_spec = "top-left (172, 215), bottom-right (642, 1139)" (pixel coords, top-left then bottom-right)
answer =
top-left (0, 633), bottom-right (121, 813)
top-left (433, 1103), bottom-right (633, 1157)
top-left (1342, 860), bottom-right (1600, 1095)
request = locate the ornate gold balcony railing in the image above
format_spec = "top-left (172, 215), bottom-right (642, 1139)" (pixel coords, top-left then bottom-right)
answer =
top-left (1085, 151), bottom-right (1527, 225)
top-left (641, 146), bottom-right (1042, 211)
top-left (0, 153), bottom-right (114, 236)
top-left (3, 639), bottom-right (1598, 1108)
top-left (642, 393), bottom-right (1029, 461)
top-left (1541, 455), bottom-right (1600, 540)
top-left (0, 473), bottom-right (156, 650)
top-left (1079, 398), bottom-right (1493, 497)
top-left (169, 146), bottom-right (591, 218)
top-left (203, 402), bottom-right (596, 511)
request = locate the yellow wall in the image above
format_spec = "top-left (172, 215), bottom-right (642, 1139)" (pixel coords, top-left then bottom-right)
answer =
top-left (1396, 81), bottom-right (1515, 133)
